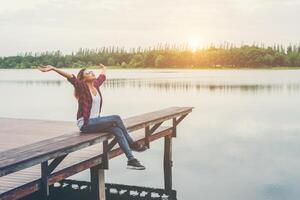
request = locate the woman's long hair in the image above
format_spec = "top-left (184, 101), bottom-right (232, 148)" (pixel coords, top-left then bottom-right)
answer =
top-left (74, 68), bottom-right (86, 100)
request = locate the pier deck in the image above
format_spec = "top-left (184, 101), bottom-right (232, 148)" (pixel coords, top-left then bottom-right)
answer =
top-left (0, 106), bottom-right (193, 200)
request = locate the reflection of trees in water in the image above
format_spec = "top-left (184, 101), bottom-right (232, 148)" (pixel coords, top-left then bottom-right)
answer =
top-left (2, 79), bottom-right (300, 93)
top-left (104, 79), bottom-right (300, 93)
top-left (0, 80), bottom-right (63, 86)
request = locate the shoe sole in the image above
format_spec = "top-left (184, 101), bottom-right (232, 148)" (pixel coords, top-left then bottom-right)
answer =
top-left (127, 165), bottom-right (146, 170)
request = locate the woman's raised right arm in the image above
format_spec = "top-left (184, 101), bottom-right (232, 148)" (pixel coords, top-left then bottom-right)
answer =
top-left (38, 65), bottom-right (73, 79)
top-left (38, 65), bottom-right (81, 89)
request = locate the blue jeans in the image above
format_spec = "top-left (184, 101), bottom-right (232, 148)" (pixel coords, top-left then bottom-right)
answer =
top-left (80, 115), bottom-right (134, 160)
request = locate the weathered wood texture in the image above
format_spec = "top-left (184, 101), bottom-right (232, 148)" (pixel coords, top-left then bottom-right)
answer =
top-left (0, 126), bottom-right (173, 200)
top-left (0, 106), bottom-right (193, 200)
top-left (163, 135), bottom-right (173, 194)
top-left (90, 166), bottom-right (105, 200)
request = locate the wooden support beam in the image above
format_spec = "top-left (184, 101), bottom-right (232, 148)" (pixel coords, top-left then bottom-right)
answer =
top-left (102, 140), bottom-right (109, 170)
top-left (90, 165), bottom-right (99, 200)
top-left (145, 126), bottom-right (150, 148)
top-left (174, 113), bottom-right (188, 126)
top-left (163, 135), bottom-right (173, 194)
top-left (107, 138), bottom-right (117, 152)
top-left (48, 154), bottom-right (68, 174)
top-left (172, 113), bottom-right (188, 137)
top-left (172, 118), bottom-right (177, 137)
top-left (90, 165), bottom-right (106, 200)
top-left (40, 155), bottom-right (68, 199)
top-left (41, 161), bottom-right (50, 199)
top-left (90, 140), bottom-right (108, 200)
top-left (149, 122), bottom-right (164, 133)
top-left (145, 122), bottom-right (164, 148)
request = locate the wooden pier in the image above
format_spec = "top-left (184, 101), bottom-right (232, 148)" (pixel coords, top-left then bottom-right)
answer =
top-left (0, 106), bottom-right (193, 200)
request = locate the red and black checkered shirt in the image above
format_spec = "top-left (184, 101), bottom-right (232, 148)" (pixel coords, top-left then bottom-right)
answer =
top-left (67, 73), bottom-right (106, 127)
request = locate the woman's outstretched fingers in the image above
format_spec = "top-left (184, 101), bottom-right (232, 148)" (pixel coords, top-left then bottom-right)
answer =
top-left (37, 66), bottom-right (46, 72)
top-left (38, 65), bottom-right (54, 72)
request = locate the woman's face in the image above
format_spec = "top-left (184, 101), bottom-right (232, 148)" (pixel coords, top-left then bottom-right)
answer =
top-left (83, 70), bottom-right (96, 81)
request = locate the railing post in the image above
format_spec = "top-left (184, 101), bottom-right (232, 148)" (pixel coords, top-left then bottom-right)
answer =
top-left (41, 161), bottom-right (50, 199)
top-left (163, 135), bottom-right (173, 195)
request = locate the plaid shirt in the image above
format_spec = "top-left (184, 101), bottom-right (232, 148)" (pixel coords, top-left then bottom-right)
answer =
top-left (67, 73), bottom-right (106, 127)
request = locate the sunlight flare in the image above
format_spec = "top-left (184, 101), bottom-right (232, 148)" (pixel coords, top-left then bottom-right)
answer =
top-left (188, 38), bottom-right (202, 51)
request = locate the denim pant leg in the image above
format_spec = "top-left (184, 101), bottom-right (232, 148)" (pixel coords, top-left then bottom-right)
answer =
top-left (106, 126), bottom-right (134, 160)
top-left (100, 115), bottom-right (135, 144)
top-left (80, 116), bottom-right (115, 133)
top-left (80, 116), bottom-right (134, 160)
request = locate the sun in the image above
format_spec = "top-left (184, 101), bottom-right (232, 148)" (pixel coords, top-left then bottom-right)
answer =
top-left (188, 38), bottom-right (201, 51)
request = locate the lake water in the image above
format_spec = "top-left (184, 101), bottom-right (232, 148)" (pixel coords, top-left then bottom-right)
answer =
top-left (1, 69), bottom-right (300, 200)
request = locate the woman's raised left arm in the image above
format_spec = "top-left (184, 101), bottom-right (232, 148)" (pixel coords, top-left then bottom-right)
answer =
top-left (99, 63), bottom-right (106, 75)
top-left (93, 63), bottom-right (107, 87)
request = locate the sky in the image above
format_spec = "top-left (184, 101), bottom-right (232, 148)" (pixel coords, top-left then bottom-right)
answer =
top-left (0, 0), bottom-right (299, 56)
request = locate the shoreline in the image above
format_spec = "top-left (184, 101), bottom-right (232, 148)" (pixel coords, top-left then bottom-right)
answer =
top-left (2, 66), bottom-right (300, 70)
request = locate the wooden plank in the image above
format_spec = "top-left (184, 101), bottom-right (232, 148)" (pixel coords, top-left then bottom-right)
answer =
top-left (0, 180), bottom-right (38, 200)
top-left (0, 126), bottom-right (173, 200)
top-left (124, 106), bottom-right (193, 132)
top-left (0, 133), bottom-right (112, 177)
top-left (0, 106), bottom-right (193, 177)
top-left (0, 134), bottom-right (79, 160)
top-left (0, 106), bottom-right (193, 199)
top-left (0, 106), bottom-right (193, 144)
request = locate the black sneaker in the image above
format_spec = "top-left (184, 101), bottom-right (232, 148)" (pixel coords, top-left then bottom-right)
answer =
top-left (129, 143), bottom-right (148, 152)
top-left (127, 158), bottom-right (146, 170)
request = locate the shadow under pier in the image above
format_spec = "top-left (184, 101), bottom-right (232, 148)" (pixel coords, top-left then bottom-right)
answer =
top-left (21, 179), bottom-right (177, 200)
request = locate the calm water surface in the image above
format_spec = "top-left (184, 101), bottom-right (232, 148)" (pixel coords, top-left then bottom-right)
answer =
top-left (1, 69), bottom-right (300, 200)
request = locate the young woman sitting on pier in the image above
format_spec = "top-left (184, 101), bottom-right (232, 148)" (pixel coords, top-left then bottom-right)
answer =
top-left (38, 64), bottom-right (148, 170)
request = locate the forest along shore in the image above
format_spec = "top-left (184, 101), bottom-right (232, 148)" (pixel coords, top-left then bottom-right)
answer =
top-left (1, 44), bottom-right (300, 69)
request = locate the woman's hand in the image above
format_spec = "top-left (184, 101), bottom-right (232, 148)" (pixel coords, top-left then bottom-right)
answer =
top-left (99, 63), bottom-right (106, 68)
top-left (38, 65), bottom-right (73, 79)
top-left (38, 65), bottom-right (56, 72)
top-left (98, 63), bottom-right (106, 74)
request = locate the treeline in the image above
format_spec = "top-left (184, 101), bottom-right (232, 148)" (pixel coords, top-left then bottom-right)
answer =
top-left (1, 43), bottom-right (300, 69)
